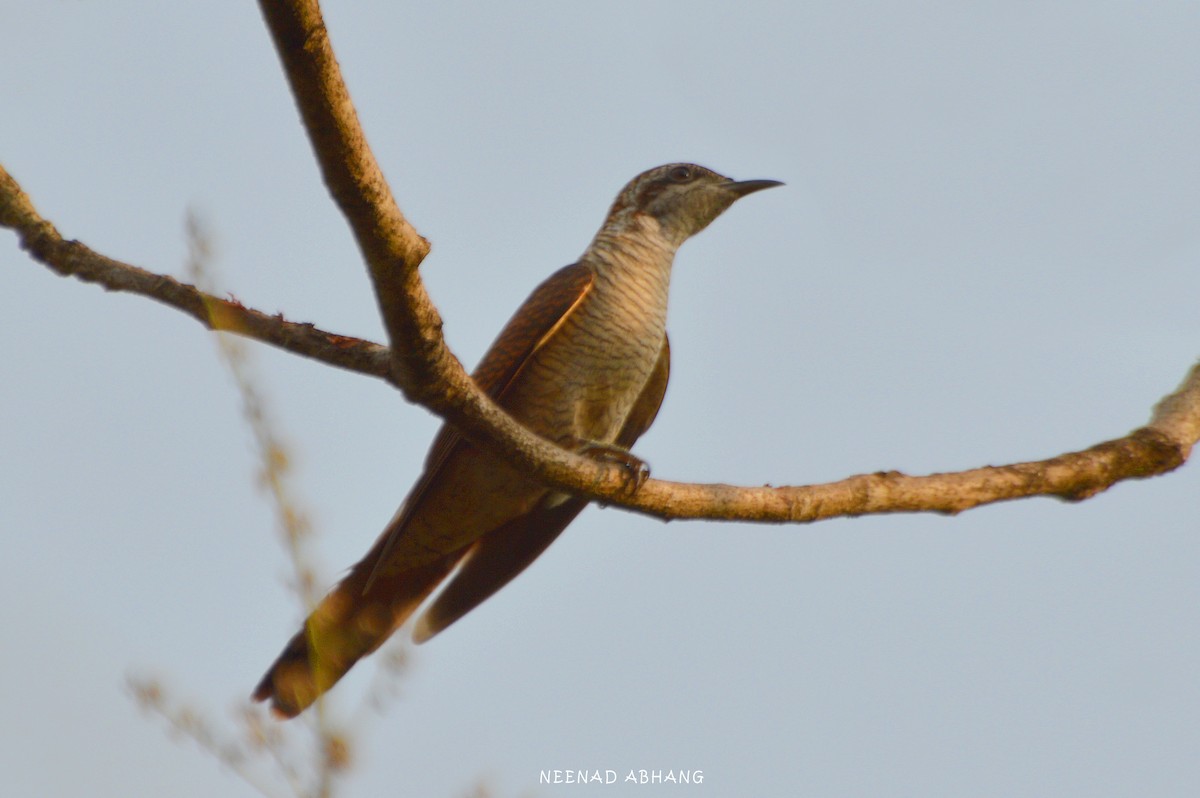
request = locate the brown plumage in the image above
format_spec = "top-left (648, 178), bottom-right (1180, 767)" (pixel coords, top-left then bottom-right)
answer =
top-left (253, 163), bottom-right (781, 717)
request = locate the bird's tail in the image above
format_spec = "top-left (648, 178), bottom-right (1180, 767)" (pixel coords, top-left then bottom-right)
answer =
top-left (252, 553), bottom-right (456, 718)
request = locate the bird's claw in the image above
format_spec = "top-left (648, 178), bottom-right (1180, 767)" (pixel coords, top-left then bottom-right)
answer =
top-left (578, 441), bottom-right (650, 498)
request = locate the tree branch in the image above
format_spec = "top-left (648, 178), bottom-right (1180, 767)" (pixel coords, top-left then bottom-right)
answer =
top-left (250, 0), bottom-right (1200, 521)
top-left (251, 0), bottom-right (704, 499)
top-left (4, 1), bottom-right (1197, 529)
top-left (255, 0), bottom-right (444, 393)
top-left (0, 165), bottom-right (389, 380)
top-left (625, 397), bottom-right (1198, 523)
top-left (0, 158), bottom-right (658, 504)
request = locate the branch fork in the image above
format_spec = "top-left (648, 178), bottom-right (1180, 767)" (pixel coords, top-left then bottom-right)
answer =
top-left (2, 0), bottom-right (1196, 527)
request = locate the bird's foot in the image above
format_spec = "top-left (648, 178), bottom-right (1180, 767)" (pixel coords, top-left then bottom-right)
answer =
top-left (577, 440), bottom-right (650, 499)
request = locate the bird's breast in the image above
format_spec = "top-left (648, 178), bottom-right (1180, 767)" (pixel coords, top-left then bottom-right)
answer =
top-left (504, 262), bottom-right (670, 446)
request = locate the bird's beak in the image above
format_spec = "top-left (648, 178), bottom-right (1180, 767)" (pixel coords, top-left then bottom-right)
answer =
top-left (725, 178), bottom-right (784, 198)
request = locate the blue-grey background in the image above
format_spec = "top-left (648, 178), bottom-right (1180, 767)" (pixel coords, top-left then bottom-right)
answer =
top-left (3, 2), bottom-right (1198, 796)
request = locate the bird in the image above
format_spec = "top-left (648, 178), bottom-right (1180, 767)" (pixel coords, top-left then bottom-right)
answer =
top-left (252, 162), bottom-right (781, 717)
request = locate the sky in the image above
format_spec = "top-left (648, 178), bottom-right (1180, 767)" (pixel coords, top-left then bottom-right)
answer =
top-left (2, 2), bottom-right (1199, 796)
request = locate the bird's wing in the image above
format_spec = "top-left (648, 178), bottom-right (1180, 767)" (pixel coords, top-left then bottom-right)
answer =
top-left (362, 262), bottom-right (596, 591)
top-left (411, 335), bottom-right (671, 642)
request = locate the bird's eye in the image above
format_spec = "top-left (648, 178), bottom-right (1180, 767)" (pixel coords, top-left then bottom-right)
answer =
top-left (668, 165), bottom-right (693, 183)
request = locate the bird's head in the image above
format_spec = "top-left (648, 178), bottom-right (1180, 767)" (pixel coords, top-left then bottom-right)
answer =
top-left (604, 163), bottom-right (782, 248)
